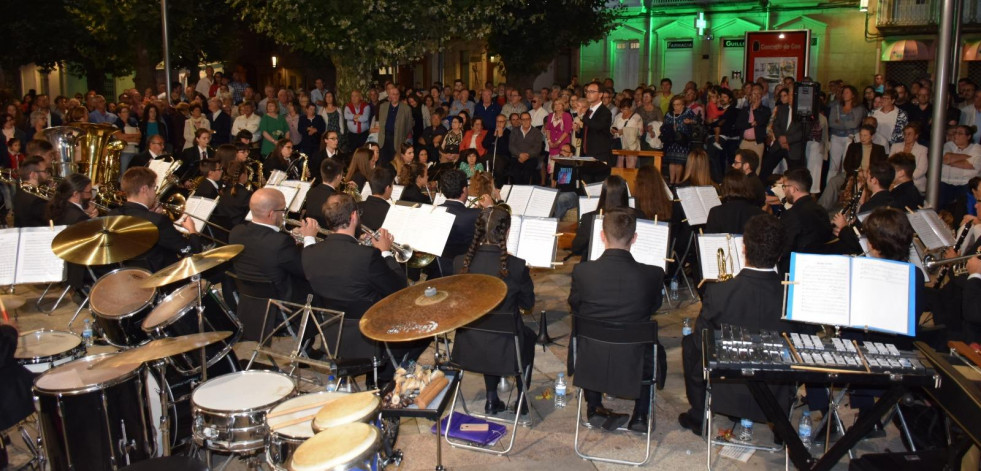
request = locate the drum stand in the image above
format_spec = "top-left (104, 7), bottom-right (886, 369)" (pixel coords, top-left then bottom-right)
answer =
top-left (150, 360), bottom-right (174, 457)
top-left (193, 274), bottom-right (208, 382)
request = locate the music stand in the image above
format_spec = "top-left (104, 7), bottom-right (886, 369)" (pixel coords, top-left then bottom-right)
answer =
top-left (550, 156), bottom-right (607, 191)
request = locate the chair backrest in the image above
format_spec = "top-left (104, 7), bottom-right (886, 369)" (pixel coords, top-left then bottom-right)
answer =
top-left (226, 271), bottom-right (278, 299)
top-left (573, 316), bottom-right (658, 345)
top-left (458, 312), bottom-right (519, 336)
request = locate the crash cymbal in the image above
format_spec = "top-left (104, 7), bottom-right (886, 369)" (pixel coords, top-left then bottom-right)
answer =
top-left (360, 274), bottom-right (507, 342)
top-left (52, 215), bottom-right (159, 265)
top-left (90, 331), bottom-right (232, 369)
top-left (140, 244), bottom-right (244, 288)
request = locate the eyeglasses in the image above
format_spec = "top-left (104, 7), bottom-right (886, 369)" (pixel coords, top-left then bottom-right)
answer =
top-left (585, 89), bottom-right (600, 94)
top-left (273, 208), bottom-right (288, 213)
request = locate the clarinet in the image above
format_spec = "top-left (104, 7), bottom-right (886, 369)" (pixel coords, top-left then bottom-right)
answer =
top-left (840, 176), bottom-right (863, 222)
top-left (939, 220), bottom-right (974, 282)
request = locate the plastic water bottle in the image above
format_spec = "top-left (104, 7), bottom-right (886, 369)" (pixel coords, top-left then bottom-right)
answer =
top-left (670, 278), bottom-right (679, 301)
top-left (798, 410), bottom-right (813, 447)
top-left (554, 373), bottom-right (567, 408)
top-left (325, 375), bottom-right (337, 392)
top-left (682, 317), bottom-right (693, 336)
top-left (82, 320), bottom-right (94, 347)
top-left (734, 418), bottom-right (754, 443)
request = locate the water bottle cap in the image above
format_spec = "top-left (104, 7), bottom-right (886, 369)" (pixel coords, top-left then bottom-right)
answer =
top-left (802, 410), bottom-right (810, 416)
top-left (557, 372), bottom-right (564, 378)
top-left (741, 418), bottom-right (753, 426)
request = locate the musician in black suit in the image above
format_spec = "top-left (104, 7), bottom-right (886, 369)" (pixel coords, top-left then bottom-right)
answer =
top-left (46, 174), bottom-right (99, 292)
top-left (13, 156), bottom-right (51, 228)
top-left (303, 193), bottom-right (416, 382)
top-left (357, 166), bottom-right (394, 233)
top-left (452, 206), bottom-right (536, 415)
top-left (569, 208), bottom-right (664, 432)
top-left (706, 170), bottom-right (766, 234)
top-left (178, 128), bottom-right (213, 183)
top-left (438, 169), bottom-right (484, 275)
top-left (576, 81), bottom-right (614, 167)
top-left (130, 134), bottom-right (168, 169)
top-left (679, 214), bottom-right (803, 436)
top-left (831, 160), bottom-right (898, 255)
top-left (211, 160), bottom-right (251, 244)
top-left (397, 162), bottom-right (432, 205)
top-left (207, 97), bottom-right (232, 146)
top-left (732, 149), bottom-right (769, 207)
top-left (778, 168), bottom-right (832, 273)
top-left (0, 324), bottom-right (35, 436)
top-left (193, 158), bottom-right (223, 200)
top-left (109, 167), bottom-right (201, 272)
top-left (570, 175), bottom-right (645, 256)
top-left (304, 158), bottom-right (342, 227)
top-left (962, 257), bottom-right (981, 343)
top-left (888, 152), bottom-right (925, 211)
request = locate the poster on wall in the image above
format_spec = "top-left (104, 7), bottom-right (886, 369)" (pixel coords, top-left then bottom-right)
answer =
top-left (744, 30), bottom-right (811, 91)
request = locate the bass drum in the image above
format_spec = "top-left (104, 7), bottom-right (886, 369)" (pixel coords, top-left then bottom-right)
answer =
top-left (144, 351), bottom-right (239, 454)
top-left (141, 280), bottom-right (242, 375)
top-left (34, 353), bottom-right (154, 471)
top-left (90, 268), bottom-right (156, 348)
top-left (15, 329), bottom-right (86, 373)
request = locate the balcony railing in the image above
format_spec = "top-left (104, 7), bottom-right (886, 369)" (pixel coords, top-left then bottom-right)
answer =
top-left (877, 0), bottom-right (981, 28)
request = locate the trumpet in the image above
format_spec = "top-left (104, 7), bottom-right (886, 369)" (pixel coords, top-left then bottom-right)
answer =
top-left (284, 217), bottom-right (331, 238)
top-left (717, 248), bottom-right (734, 281)
top-left (359, 224), bottom-right (413, 264)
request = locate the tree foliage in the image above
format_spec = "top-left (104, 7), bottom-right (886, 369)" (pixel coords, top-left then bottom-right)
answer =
top-left (486, 0), bottom-right (622, 79)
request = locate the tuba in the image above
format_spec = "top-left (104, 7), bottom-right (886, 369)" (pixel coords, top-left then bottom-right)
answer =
top-left (73, 123), bottom-right (126, 187)
top-left (37, 125), bottom-right (82, 178)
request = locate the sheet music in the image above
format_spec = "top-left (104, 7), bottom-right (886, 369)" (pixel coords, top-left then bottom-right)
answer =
top-left (182, 196), bottom-right (219, 233)
top-left (588, 216), bottom-right (605, 261)
top-left (147, 159), bottom-right (174, 191)
top-left (431, 193), bottom-right (447, 206)
top-left (525, 187), bottom-right (558, 217)
top-left (676, 186), bottom-right (709, 226)
top-left (584, 182), bottom-right (603, 198)
top-left (849, 257), bottom-right (914, 336)
top-left (267, 170), bottom-right (287, 186)
top-left (391, 184), bottom-right (404, 202)
top-left (907, 212), bottom-right (943, 250)
top-left (578, 197), bottom-right (600, 216)
top-left (16, 226), bottom-right (67, 284)
top-left (858, 236), bottom-right (870, 255)
top-left (381, 204), bottom-right (413, 238)
top-left (786, 253), bottom-right (852, 327)
top-left (698, 234), bottom-right (740, 280)
top-left (922, 210), bottom-right (955, 247)
top-left (506, 185), bottom-right (534, 215)
top-left (628, 197), bottom-right (635, 209)
top-left (360, 183), bottom-right (372, 201)
top-left (631, 220), bottom-right (670, 269)
top-left (0, 229), bottom-right (21, 285)
top-left (499, 185), bottom-right (512, 202)
top-left (410, 210), bottom-right (456, 256)
top-left (908, 243), bottom-right (929, 278)
top-left (515, 217), bottom-right (558, 268)
top-left (506, 215), bottom-right (523, 255)
top-left (282, 180), bottom-right (312, 213)
top-left (696, 186), bottom-right (722, 214)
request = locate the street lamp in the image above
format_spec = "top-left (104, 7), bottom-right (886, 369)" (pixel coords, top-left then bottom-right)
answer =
top-left (271, 56), bottom-right (278, 68)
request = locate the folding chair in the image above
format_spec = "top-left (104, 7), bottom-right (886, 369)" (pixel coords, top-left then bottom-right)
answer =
top-left (571, 316), bottom-right (658, 466)
top-left (444, 312), bottom-right (533, 455)
top-left (225, 271), bottom-right (295, 342)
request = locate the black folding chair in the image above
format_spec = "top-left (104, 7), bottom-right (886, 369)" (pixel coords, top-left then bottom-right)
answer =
top-left (225, 271), bottom-right (294, 342)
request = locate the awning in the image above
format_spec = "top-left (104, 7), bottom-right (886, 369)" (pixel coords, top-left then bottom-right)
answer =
top-left (964, 39), bottom-right (981, 61)
top-left (881, 39), bottom-right (934, 61)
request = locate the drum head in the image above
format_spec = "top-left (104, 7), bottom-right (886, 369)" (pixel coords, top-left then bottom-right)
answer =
top-left (192, 371), bottom-right (295, 412)
top-left (90, 268), bottom-right (155, 318)
top-left (35, 353), bottom-right (142, 394)
top-left (312, 392), bottom-right (380, 431)
top-left (269, 392), bottom-right (346, 439)
top-left (142, 281), bottom-right (205, 330)
top-left (289, 423), bottom-right (379, 471)
top-left (16, 330), bottom-right (82, 362)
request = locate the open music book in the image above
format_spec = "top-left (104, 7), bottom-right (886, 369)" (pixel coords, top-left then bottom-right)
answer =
top-left (907, 209), bottom-right (955, 251)
top-left (0, 226), bottom-right (67, 285)
top-left (245, 184), bottom-right (300, 221)
top-left (697, 233), bottom-right (747, 281)
top-left (391, 185), bottom-right (404, 202)
top-left (147, 159), bottom-right (177, 191)
top-left (583, 182), bottom-right (603, 198)
top-left (431, 193), bottom-right (447, 206)
top-left (360, 183), bottom-right (372, 201)
top-left (504, 216), bottom-right (559, 268)
top-left (588, 216), bottom-right (671, 270)
top-left (279, 180), bottom-right (312, 213)
top-left (785, 252), bottom-right (916, 336)
top-left (177, 196), bottom-right (218, 233)
top-left (676, 185), bottom-right (721, 226)
top-left (381, 204), bottom-right (456, 256)
top-left (502, 185), bottom-right (559, 217)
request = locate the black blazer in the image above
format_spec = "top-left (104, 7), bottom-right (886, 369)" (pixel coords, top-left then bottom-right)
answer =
top-left (734, 105), bottom-right (771, 142)
top-left (108, 201), bottom-right (202, 272)
top-left (357, 195), bottom-right (390, 233)
top-left (779, 194), bottom-right (832, 271)
top-left (581, 104), bottom-right (613, 165)
top-left (303, 184), bottom-right (335, 226)
top-left (569, 249), bottom-right (664, 398)
top-left (178, 146), bottom-right (213, 181)
top-left (0, 325), bottom-right (35, 431)
top-left (302, 234), bottom-right (405, 359)
top-left (53, 204), bottom-right (91, 290)
top-left (13, 188), bottom-right (48, 228)
top-left (398, 184), bottom-right (431, 205)
top-left (833, 189), bottom-right (900, 255)
top-left (212, 184), bottom-right (251, 243)
top-left (228, 222), bottom-right (306, 301)
top-left (193, 179), bottom-right (222, 200)
top-left (451, 246), bottom-right (535, 376)
top-left (963, 277), bottom-right (981, 343)
top-left (843, 142), bottom-right (887, 172)
top-left (209, 111), bottom-right (232, 146)
top-left (130, 151), bottom-right (154, 168)
top-left (705, 197), bottom-right (765, 234)
top-left (438, 199), bottom-right (480, 275)
top-left (890, 181), bottom-right (924, 211)
top-left (771, 104), bottom-right (805, 162)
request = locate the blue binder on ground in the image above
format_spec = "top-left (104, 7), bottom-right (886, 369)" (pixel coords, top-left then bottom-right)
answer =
top-left (431, 412), bottom-right (507, 446)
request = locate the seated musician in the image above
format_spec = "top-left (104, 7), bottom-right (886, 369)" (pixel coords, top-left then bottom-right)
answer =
top-left (679, 213), bottom-right (802, 437)
top-left (705, 169), bottom-right (765, 235)
top-left (452, 206), bottom-right (536, 415)
top-left (397, 162), bottom-right (432, 205)
top-left (569, 208), bottom-right (664, 432)
top-left (0, 324), bottom-right (35, 438)
top-left (830, 159), bottom-right (899, 255)
top-left (109, 167), bottom-right (201, 272)
top-left (211, 160), bottom-right (251, 243)
top-left (130, 134), bottom-right (167, 168)
top-left (926, 204), bottom-right (981, 345)
top-left (193, 158), bottom-right (223, 200)
top-left (13, 156), bottom-right (51, 228)
top-left (303, 158), bottom-right (342, 227)
top-left (179, 128), bottom-right (213, 184)
top-left (438, 169), bottom-right (484, 275)
top-left (962, 254), bottom-right (981, 343)
top-left (357, 166), bottom-right (394, 232)
top-left (778, 168), bottom-right (832, 273)
top-left (731, 149), bottom-right (768, 208)
top-left (46, 174), bottom-right (99, 294)
top-left (303, 193), bottom-right (423, 383)
top-left (570, 175), bottom-right (644, 257)
top-left (888, 152), bottom-right (925, 211)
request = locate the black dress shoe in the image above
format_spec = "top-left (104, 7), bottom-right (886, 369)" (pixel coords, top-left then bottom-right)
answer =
top-left (485, 398), bottom-right (507, 415)
top-left (587, 406), bottom-right (613, 428)
top-left (509, 399), bottom-right (529, 416)
top-left (628, 413), bottom-right (649, 433)
top-left (677, 411), bottom-right (703, 436)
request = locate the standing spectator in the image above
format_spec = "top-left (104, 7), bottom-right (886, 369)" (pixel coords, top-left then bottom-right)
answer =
top-left (545, 99), bottom-right (573, 166)
top-left (735, 84), bottom-right (770, 163)
top-left (486, 114), bottom-right (511, 186)
top-left (196, 66), bottom-right (215, 98)
top-left (285, 102), bottom-right (302, 146)
top-left (208, 97), bottom-right (232, 146)
top-left (257, 85), bottom-right (276, 116)
top-left (612, 99), bottom-right (643, 168)
top-left (940, 125), bottom-right (981, 212)
top-left (529, 96), bottom-right (548, 128)
top-left (762, 88), bottom-right (805, 179)
top-left (231, 101), bottom-right (262, 146)
top-left (377, 85), bottom-right (413, 167)
top-left (501, 89), bottom-right (527, 120)
top-left (959, 89), bottom-right (981, 144)
top-left (115, 106), bottom-right (141, 174)
top-left (509, 112), bottom-right (544, 184)
top-left (654, 78), bottom-right (674, 116)
top-left (88, 95), bottom-right (117, 124)
top-left (298, 104), bottom-right (326, 157)
top-left (889, 123), bottom-right (928, 193)
top-left (407, 94), bottom-right (426, 147)
top-left (183, 103), bottom-right (211, 150)
top-left (344, 90), bottom-right (371, 151)
top-left (871, 90), bottom-right (908, 148)
top-left (258, 101), bottom-right (288, 156)
top-left (461, 118), bottom-right (488, 158)
top-left (139, 104), bottom-right (168, 152)
top-left (827, 85), bottom-right (865, 185)
top-left (320, 90), bottom-right (345, 137)
top-left (310, 79), bottom-right (328, 110)
top-left (662, 96), bottom-right (696, 184)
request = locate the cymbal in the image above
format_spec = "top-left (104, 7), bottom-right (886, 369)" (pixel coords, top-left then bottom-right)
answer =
top-left (140, 244), bottom-right (244, 288)
top-left (52, 216), bottom-right (159, 265)
top-left (360, 274), bottom-right (507, 342)
top-left (90, 331), bottom-right (232, 369)
top-left (0, 295), bottom-right (26, 311)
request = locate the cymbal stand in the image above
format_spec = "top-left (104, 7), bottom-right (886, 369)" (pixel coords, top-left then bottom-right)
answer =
top-left (150, 359), bottom-right (173, 457)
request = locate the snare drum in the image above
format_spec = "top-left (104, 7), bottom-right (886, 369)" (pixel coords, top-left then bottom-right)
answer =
top-left (142, 280), bottom-right (242, 375)
top-left (289, 422), bottom-right (380, 471)
top-left (15, 330), bottom-right (85, 373)
top-left (191, 371), bottom-right (296, 452)
top-left (90, 268), bottom-right (157, 347)
top-left (266, 392), bottom-right (348, 470)
top-left (35, 353), bottom-right (154, 471)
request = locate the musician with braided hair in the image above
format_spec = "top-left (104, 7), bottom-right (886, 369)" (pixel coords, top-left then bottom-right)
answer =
top-left (452, 205), bottom-right (536, 416)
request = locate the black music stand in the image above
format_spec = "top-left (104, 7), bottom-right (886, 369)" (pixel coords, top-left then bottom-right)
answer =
top-left (550, 156), bottom-right (607, 189)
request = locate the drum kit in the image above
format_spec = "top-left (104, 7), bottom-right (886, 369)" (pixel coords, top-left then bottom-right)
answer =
top-left (13, 215), bottom-right (511, 471)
